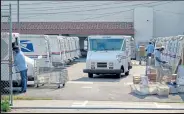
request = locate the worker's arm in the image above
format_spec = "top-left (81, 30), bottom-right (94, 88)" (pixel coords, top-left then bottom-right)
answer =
top-left (155, 57), bottom-right (162, 63)
top-left (155, 57), bottom-right (166, 63)
top-left (13, 55), bottom-right (19, 72)
top-left (145, 46), bottom-right (148, 51)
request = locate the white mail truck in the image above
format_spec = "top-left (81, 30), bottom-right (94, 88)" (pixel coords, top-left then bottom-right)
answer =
top-left (83, 35), bottom-right (132, 78)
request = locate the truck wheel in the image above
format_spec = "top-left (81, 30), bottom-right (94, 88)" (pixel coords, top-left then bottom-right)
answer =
top-left (116, 73), bottom-right (121, 78)
top-left (88, 73), bottom-right (93, 78)
top-left (36, 84), bottom-right (39, 88)
top-left (58, 85), bottom-right (61, 88)
top-left (125, 71), bottom-right (129, 76)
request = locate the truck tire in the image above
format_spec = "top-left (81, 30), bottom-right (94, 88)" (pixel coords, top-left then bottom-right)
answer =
top-left (88, 73), bottom-right (93, 78)
top-left (125, 71), bottom-right (129, 76)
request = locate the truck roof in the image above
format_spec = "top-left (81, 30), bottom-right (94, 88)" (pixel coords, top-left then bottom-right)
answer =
top-left (20, 34), bottom-right (48, 39)
top-left (88, 35), bottom-right (133, 39)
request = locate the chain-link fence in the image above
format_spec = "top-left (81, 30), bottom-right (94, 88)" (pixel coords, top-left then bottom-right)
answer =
top-left (1, 4), bottom-right (13, 106)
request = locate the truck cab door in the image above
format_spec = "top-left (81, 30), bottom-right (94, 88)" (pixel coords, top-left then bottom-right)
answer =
top-left (84, 38), bottom-right (88, 51)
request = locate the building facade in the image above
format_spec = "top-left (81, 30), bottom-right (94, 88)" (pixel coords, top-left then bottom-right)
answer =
top-left (1, 1), bottom-right (184, 44)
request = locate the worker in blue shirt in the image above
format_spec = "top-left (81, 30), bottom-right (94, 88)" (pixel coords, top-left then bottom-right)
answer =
top-left (13, 46), bottom-right (28, 93)
top-left (154, 45), bottom-right (167, 83)
top-left (146, 42), bottom-right (154, 57)
top-left (145, 42), bottom-right (155, 65)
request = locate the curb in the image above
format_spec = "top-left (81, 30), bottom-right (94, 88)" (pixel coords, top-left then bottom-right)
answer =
top-left (11, 106), bottom-right (184, 110)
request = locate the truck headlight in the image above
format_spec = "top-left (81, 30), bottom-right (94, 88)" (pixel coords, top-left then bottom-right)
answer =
top-left (91, 62), bottom-right (95, 67)
top-left (91, 62), bottom-right (95, 69)
top-left (116, 55), bottom-right (126, 62)
top-left (109, 62), bottom-right (113, 66)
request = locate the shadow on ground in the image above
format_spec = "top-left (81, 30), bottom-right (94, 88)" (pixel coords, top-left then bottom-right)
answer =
top-left (129, 91), bottom-right (184, 102)
top-left (72, 74), bottom-right (128, 83)
top-left (179, 94), bottom-right (184, 101)
top-left (74, 58), bottom-right (86, 63)
top-left (65, 58), bottom-right (86, 67)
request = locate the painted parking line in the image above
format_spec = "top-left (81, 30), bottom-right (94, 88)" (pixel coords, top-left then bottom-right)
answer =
top-left (67, 81), bottom-right (93, 84)
top-left (154, 103), bottom-right (172, 108)
top-left (82, 86), bottom-right (93, 89)
top-left (71, 101), bottom-right (88, 107)
top-left (123, 82), bottom-right (133, 86)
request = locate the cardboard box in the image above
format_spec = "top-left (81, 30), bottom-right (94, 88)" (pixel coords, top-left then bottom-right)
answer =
top-left (147, 73), bottom-right (157, 80)
top-left (139, 46), bottom-right (146, 56)
top-left (149, 79), bottom-right (156, 82)
top-left (171, 74), bottom-right (177, 80)
top-left (162, 76), bottom-right (172, 83)
top-left (133, 76), bottom-right (141, 79)
top-left (150, 68), bottom-right (157, 74)
top-left (148, 76), bottom-right (157, 79)
top-left (148, 84), bottom-right (158, 95)
top-left (149, 76), bottom-right (156, 80)
top-left (133, 81), bottom-right (141, 84)
top-left (139, 46), bottom-right (145, 51)
top-left (157, 85), bottom-right (169, 96)
top-left (133, 76), bottom-right (141, 84)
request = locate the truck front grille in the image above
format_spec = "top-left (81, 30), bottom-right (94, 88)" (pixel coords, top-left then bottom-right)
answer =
top-left (97, 62), bottom-right (107, 68)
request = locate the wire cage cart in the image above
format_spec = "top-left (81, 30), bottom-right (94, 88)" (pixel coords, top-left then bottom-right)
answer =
top-left (33, 58), bottom-right (68, 88)
top-left (161, 63), bottom-right (172, 75)
top-left (160, 62), bottom-right (173, 83)
top-left (49, 67), bottom-right (68, 88)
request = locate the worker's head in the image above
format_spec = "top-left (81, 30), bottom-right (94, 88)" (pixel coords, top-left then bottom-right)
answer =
top-left (12, 42), bottom-right (15, 49)
top-left (160, 47), bottom-right (165, 52)
top-left (160, 46), bottom-right (165, 51)
top-left (149, 42), bottom-right (152, 44)
top-left (13, 46), bottom-right (20, 54)
top-left (155, 46), bottom-right (165, 52)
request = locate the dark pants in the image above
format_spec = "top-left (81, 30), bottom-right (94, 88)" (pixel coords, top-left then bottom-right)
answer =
top-left (147, 53), bottom-right (152, 57)
top-left (20, 69), bottom-right (28, 92)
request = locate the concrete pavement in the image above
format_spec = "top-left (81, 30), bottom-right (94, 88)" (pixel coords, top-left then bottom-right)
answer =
top-left (11, 100), bottom-right (184, 110)
top-left (9, 59), bottom-right (184, 113)
top-left (15, 61), bottom-right (184, 103)
top-left (9, 109), bottom-right (184, 113)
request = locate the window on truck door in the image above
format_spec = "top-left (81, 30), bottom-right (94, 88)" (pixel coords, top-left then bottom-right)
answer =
top-left (121, 40), bottom-right (126, 51)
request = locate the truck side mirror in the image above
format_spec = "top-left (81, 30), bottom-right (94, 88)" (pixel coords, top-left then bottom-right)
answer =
top-left (84, 40), bottom-right (88, 50)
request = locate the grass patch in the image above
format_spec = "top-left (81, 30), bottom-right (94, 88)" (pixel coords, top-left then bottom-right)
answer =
top-left (1, 100), bottom-right (11, 112)
top-left (1, 96), bottom-right (52, 100)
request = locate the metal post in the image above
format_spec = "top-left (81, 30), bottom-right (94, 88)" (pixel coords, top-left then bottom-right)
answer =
top-left (17, 0), bottom-right (20, 33)
top-left (9, 4), bottom-right (13, 106)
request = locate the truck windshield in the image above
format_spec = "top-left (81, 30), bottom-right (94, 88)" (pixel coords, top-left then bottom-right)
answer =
top-left (89, 39), bottom-right (124, 51)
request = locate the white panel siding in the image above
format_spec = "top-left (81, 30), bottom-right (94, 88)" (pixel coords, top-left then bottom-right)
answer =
top-left (134, 7), bottom-right (154, 43)
top-left (1, 1), bottom-right (184, 41)
top-left (153, 1), bottom-right (184, 37)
